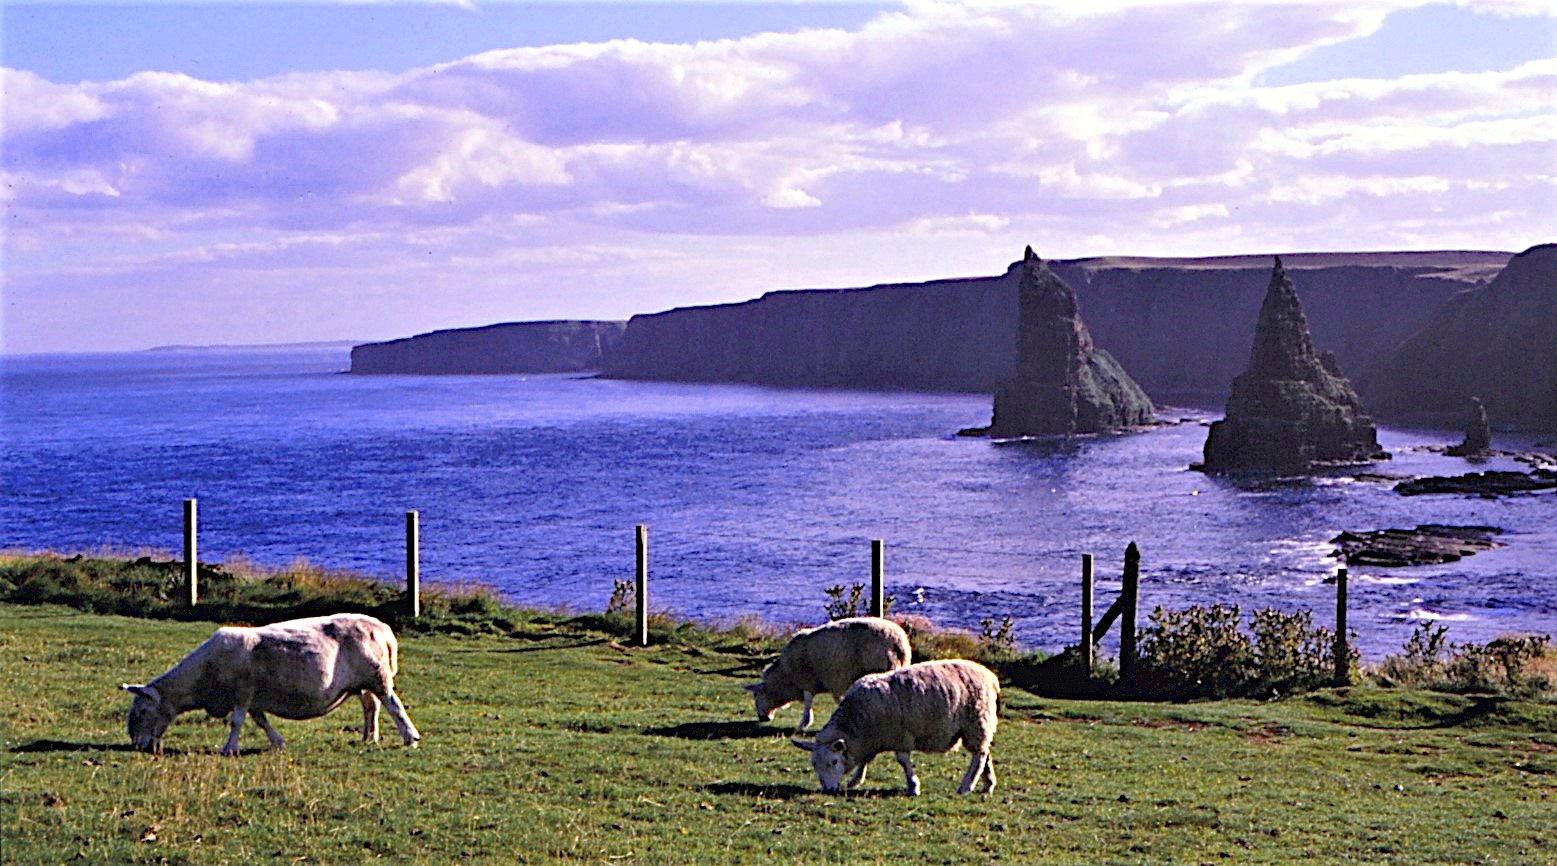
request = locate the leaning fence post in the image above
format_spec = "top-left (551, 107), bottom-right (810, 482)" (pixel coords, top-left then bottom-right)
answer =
top-left (635, 524), bottom-right (649, 646)
top-left (1080, 552), bottom-right (1094, 675)
top-left (869, 539), bottom-right (885, 618)
top-left (183, 498), bottom-right (198, 607)
top-left (1119, 542), bottom-right (1140, 689)
top-left (1334, 567), bottom-right (1350, 685)
top-left (405, 510), bottom-right (420, 619)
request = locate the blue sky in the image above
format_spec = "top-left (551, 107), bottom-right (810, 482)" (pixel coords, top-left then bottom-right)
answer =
top-left (3, 1), bottom-right (1554, 353)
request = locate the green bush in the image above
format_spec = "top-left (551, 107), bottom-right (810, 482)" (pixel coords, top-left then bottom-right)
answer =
top-left (1135, 604), bottom-right (1350, 700)
top-left (1378, 623), bottom-right (1554, 698)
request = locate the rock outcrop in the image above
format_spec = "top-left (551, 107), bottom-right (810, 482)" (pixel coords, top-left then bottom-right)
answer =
top-left (1201, 258), bottom-right (1388, 473)
top-left (986, 248), bottom-right (1153, 437)
top-left (1395, 469), bottom-right (1557, 497)
top-left (603, 252), bottom-right (1504, 406)
top-left (350, 321), bottom-right (625, 375)
top-left (1362, 243), bottom-right (1557, 431)
top-left (1446, 396), bottom-right (1492, 457)
top-left (1330, 525), bottom-right (1503, 567)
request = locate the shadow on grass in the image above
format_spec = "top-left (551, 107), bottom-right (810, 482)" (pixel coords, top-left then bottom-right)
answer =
top-left (704, 781), bottom-right (905, 799)
top-left (703, 781), bottom-right (813, 799)
top-left (11, 739), bottom-right (158, 755)
top-left (1425, 695), bottom-right (1509, 729)
top-left (643, 720), bottom-right (785, 741)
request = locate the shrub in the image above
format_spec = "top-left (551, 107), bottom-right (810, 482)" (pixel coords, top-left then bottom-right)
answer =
top-left (1379, 624), bottom-right (1554, 698)
top-left (822, 583), bottom-right (893, 620)
top-left (1136, 604), bottom-right (1255, 699)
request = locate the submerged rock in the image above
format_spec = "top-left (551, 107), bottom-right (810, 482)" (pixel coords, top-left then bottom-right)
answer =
top-left (1446, 396), bottom-right (1492, 457)
top-left (1330, 525), bottom-right (1503, 567)
top-left (987, 247), bottom-right (1154, 437)
top-left (1201, 258), bottom-right (1388, 472)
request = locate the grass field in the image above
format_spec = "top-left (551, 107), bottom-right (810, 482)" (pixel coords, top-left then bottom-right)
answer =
top-left (2, 603), bottom-right (1553, 865)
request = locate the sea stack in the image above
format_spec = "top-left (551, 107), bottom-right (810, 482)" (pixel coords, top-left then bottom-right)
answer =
top-left (988, 247), bottom-right (1154, 437)
top-left (1202, 257), bottom-right (1387, 472)
top-left (1446, 396), bottom-right (1492, 456)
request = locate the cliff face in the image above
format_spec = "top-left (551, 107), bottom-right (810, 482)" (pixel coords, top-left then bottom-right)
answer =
top-left (989, 248), bottom-right (1154, 437)
top-left (603, 252), bottom-right (1505, 406)
top-left (350, 320), bottom-right (626, 375)
top-left (1201, 259), bottom-right (1387, 473)
top-left (1360, 244), bottom-right (1557, 431)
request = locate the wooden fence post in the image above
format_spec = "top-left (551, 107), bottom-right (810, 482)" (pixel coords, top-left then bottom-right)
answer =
top-left (1119, 542), bottom-right (1140, 688)
top-left (635, 524), bottom-right (649, 646)
top-left (1334, 567), bottom-right (1350, 685)
top-left (405, 510), bottom-right (420, 619)
top-left (1080, 552), bottom-right (1094, 674)
top-left (869, 539), bottom-right (885, 618)
top-left (183, 498), bottom-right (198, 607)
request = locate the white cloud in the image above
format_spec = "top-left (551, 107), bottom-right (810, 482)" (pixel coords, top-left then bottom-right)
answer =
top-left (3, 0), bottom-right (1553, 352)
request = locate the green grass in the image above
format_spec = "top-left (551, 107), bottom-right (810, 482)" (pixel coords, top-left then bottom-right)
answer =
top-left (3, 603), bottom-right (1554, 865)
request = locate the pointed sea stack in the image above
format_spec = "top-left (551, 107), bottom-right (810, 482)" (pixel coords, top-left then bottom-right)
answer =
top-left (987, 247), bottom-right (1154, 437)
top-left (1202, 257), bottom-right (1387, 472)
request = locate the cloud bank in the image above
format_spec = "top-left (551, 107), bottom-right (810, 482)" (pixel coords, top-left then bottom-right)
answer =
top-left (2, 1), bottom-right (1553, 352)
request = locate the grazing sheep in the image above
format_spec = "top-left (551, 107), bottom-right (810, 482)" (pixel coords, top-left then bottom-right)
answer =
top-left (121, 613), bottom-right (420, 756)
top-left (791, 659), bottom-right (998, 796)
top-left (746, 617), bottom-right (911, 729)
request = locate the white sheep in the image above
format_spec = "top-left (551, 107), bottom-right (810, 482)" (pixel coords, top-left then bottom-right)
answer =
top-left (791, 658), bottom-right (999, 796)
top-left (746, 616), bottom-right (911, 729)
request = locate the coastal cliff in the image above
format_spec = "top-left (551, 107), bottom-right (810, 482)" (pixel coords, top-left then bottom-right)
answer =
top-left (603, 252), bottom-right (1506, 405)
top-left (350, 320), bottom-right (626, 375)
top-left (1360, 244), bottom-right (1556, 431)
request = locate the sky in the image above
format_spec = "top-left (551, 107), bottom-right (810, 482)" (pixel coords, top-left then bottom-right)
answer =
top-left (2, 1), bottom-right (1554, 354)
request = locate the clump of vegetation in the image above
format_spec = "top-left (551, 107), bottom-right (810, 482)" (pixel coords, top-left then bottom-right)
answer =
top-left (1377, 623), bottom-right (1554, 699)
top-left (822, 582), bottom-right (893, 620)
top-left (1135, 604), bottom-right (1350, 700)
top-left (0, 552), bottom-right (532, 638)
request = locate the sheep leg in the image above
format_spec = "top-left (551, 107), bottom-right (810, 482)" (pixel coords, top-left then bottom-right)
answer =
top-left (250, 710), bottom-right (286, 750)
top-left (799, 692), bottom-right (815, 730)
top-left (359, 691), bottom-right (382, 743)
top-left (957, 749), bottom-right (992, 795)
top-left (845, 756), bottom-right (871, 789)
top-left (377, 686), bottom-right (421, 747)
top-left (896, 751), bottom-right (920, 797)
top-left (221, 706), bottom-right (248, 756)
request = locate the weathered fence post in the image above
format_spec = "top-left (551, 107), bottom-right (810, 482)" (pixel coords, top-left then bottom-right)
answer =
top-left (635, 524), bottom-right (649, 646)
top-left (869, 539), bottom-right (885, 618)
top-left (1119, 542), bottom-right (1140, 689)
top-left (405, 510), bottom-right (420, 619)
top-left (183, 498), bottom-right (198, 607)
top-left (1334, 567), bottom-right (1350, 685)
top-left (1080, 552), bottom-right (1094, 674)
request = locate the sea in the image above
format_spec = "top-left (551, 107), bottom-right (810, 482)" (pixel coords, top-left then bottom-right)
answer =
top-left (3, 346), bottom-right (1554, 659)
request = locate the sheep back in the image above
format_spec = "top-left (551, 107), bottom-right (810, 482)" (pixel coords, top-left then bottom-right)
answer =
top-left (825, 659), bottom-right (999, 759)
top-left (775, 617), bottom-right (911, 698)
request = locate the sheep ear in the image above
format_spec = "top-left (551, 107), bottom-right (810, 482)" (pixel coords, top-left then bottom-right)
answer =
top-left (121, 684), bottom-right (158, 702)
top-left (827, 738), bottom-right (846, 755)
top-left (744, 683), bottom-right (762, 694)
top-left (790, 738), bottom-right (816, 753)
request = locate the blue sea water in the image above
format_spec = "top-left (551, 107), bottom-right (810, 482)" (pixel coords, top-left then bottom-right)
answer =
top-left (3, 347), bottom-right (1554, 658)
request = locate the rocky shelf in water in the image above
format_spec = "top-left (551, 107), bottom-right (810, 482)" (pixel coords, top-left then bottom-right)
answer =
top-left (1394, 469), bottom-right (1557, 497)
top-left (1330, 525), bottom-right (1504, 567)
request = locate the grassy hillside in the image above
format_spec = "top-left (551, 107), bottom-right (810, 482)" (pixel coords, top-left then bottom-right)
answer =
top-left (2, 603), bottom-right (1553, 866)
